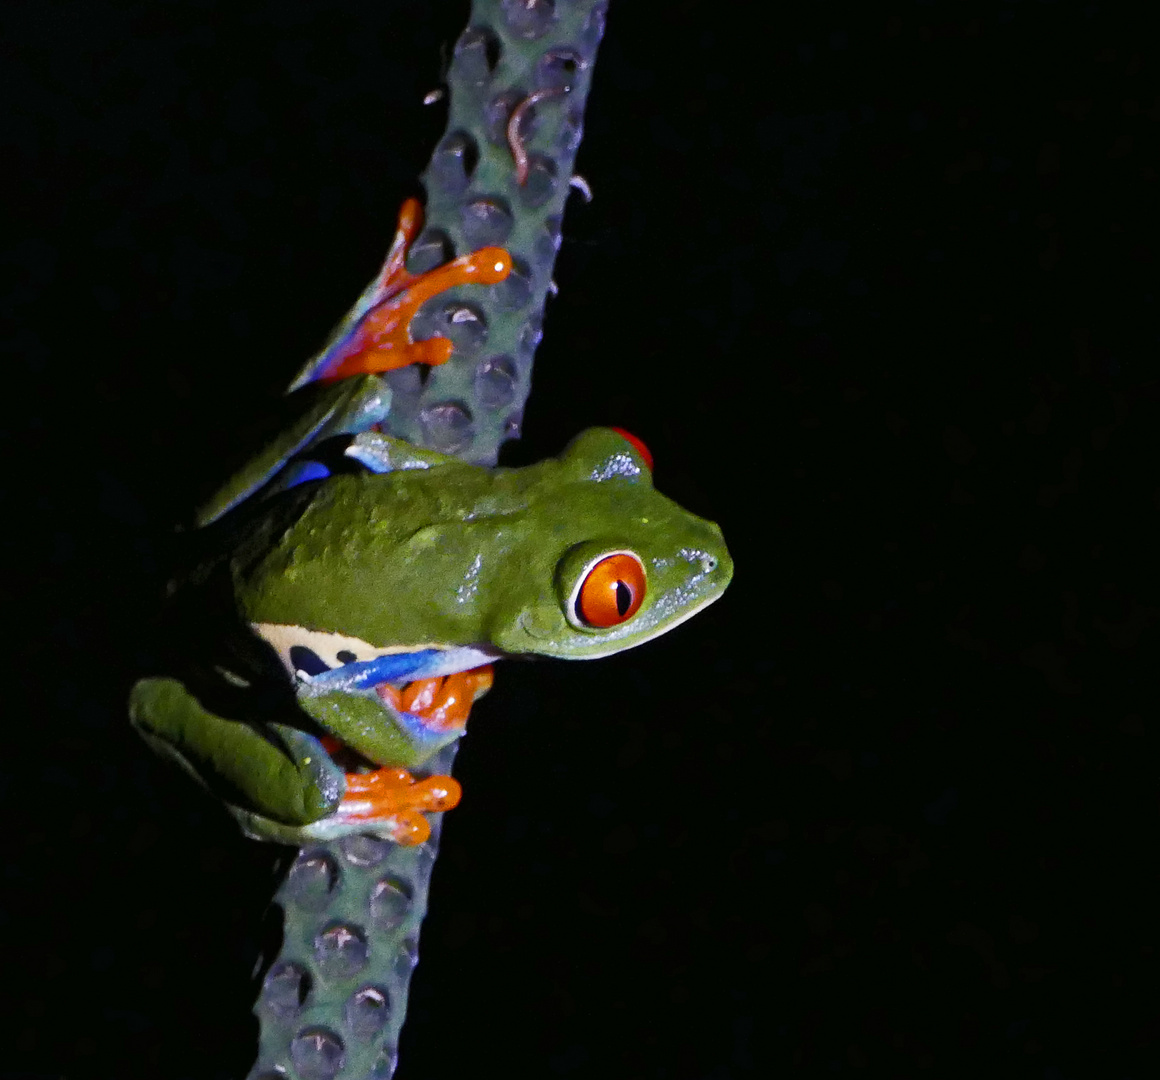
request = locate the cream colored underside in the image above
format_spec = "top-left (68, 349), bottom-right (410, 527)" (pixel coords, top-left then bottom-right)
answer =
top-left (253, 622), bottom-right (448, 677)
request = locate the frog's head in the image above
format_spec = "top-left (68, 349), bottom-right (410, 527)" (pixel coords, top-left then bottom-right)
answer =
top-left (485, 428), bottom-right (733, 660)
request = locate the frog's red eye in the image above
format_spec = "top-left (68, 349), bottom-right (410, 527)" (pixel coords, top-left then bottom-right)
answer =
top-left (609, 427), bottom-right (653, 471)
top-left (576, 552), bottom-right (647, 627)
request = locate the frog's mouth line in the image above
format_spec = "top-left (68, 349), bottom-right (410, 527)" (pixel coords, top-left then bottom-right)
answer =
top-left (516, 582), bottom-right (727, 659)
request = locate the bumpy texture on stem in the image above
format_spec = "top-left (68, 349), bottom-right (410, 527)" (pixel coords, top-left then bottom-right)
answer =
top-left (385, 0), bottom-right (608, 465)
top-left (249, 744), bottom-right (454, 1080)
top-left (248, 3), bottom-right (608, 1077)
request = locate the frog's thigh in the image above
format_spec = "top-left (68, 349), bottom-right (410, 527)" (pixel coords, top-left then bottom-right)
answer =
top-left (194, 374), bottom-right (389, 526)
top-left (129, 676), bottom-right (341, 825)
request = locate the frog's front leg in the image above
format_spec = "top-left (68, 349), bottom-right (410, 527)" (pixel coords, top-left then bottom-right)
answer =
top-left (375, 665), bottom-right (495, 734)
top-left (320, 665), bottom-right (495, 844)
top-left (292, 665), bottom-right (492, 843)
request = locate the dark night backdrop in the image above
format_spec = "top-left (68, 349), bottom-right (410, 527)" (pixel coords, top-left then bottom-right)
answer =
top-left (3, 2), bottom-right (1156, 1078)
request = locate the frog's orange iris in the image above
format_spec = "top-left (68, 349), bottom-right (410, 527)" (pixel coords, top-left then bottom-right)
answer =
top-left (576, 553), bottom-right (646, 627)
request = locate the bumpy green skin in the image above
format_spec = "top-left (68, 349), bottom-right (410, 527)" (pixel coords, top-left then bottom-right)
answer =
top-left (382, 0), bottom-right (609, 464)
top-left (239, 429), bottom-right (728, 659)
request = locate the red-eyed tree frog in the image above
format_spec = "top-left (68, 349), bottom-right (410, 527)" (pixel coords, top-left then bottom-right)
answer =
top-left (129, 202), bottom-right (732, 848)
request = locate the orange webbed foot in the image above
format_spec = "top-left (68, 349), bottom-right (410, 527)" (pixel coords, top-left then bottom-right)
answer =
top-left (318, 199), bottom-right (511, 383)
top-left (334, 766), bottom-right (462, 846)
top-left (375, 664), bottom-right (494, 734)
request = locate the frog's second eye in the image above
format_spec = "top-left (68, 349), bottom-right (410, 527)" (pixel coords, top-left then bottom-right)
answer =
top-left (609, 427), bottom-right (653, 471)
top-left (576, 552), bottom-right (646, 628)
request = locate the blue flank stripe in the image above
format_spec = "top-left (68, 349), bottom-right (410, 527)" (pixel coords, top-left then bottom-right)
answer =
top-left (307, 649), bottom-right (446, 690)
top-left (278, 459), bottom-right (332, 491)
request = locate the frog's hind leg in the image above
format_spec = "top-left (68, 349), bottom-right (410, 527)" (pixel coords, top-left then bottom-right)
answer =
top-left (129, 676), bottom-right (344, 827)
top-left (330, 763), bottom-right (461, 846)
top-left (194, 374), bottom-right (390, 527)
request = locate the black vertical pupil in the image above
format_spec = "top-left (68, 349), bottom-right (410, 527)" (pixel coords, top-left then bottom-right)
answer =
top-left (615, 581), bottom-right (632, 616)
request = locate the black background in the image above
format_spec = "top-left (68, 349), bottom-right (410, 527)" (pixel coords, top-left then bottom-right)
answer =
top-left (3, 2), bottom-right (1157, 1078)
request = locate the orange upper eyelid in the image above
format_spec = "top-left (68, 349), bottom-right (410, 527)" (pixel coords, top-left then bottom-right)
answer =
top-left (575, 552), bottom-right (647, 628)
top-left (608, 427), bottom-right (653, 471)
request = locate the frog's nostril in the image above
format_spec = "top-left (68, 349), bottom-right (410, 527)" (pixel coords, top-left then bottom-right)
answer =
top-left (703, 555), bottom-right (718, 573)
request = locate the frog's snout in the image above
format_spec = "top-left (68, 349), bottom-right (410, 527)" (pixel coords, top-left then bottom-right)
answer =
top-left (684, 519), bottom-right (732, 590)
top-left (708, 546), bottom-right (734, 593)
